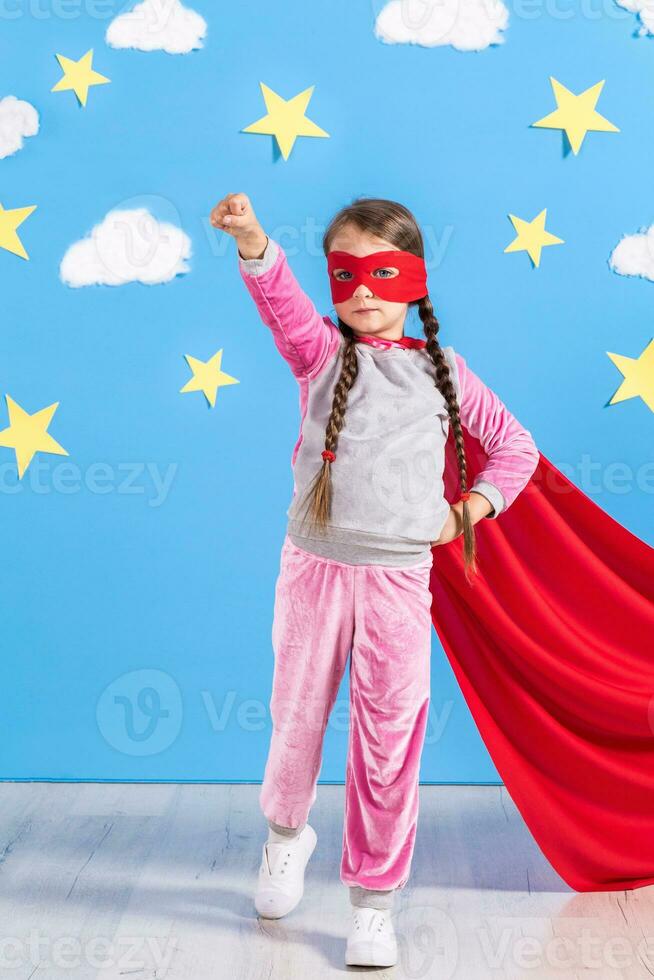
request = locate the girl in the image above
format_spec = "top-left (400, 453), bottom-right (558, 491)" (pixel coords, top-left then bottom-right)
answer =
top-left (209, 192), bottom-right (540, 968)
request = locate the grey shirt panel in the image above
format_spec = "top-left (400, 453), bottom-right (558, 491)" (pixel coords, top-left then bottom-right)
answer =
top-left (285, 340), bottom-right (462, 566)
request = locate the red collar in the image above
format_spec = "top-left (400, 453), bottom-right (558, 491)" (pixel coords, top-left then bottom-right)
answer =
top-left (354, 333), bottom-right (427, 350)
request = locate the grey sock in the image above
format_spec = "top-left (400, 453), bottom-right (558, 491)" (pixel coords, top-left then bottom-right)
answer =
top-left (349, 885), bottom-right (395, 911)
top-left (267, 818), bottom-right (306, 839)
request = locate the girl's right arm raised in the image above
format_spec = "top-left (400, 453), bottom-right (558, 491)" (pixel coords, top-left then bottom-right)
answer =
top-left (210, 192), bottom-right (340, 381)
top-left (238, 236), bottom-right (341, 381)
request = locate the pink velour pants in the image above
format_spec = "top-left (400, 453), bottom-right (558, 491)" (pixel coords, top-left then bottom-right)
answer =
top-left (259, 533), bottom-right (435, 893)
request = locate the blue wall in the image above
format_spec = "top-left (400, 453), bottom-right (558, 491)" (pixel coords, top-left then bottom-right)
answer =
top-left (1, 1), bottom-right (651, 780)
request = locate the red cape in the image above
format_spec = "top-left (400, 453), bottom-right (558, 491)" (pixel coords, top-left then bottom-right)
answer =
top-left (432, 425), bottom-right (654, 892)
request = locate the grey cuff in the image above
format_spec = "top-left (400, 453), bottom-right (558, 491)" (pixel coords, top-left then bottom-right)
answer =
top-left (470, 480), bottom-right (506, 519)
top-left (349, 885), bottom-right (395, 910)
top-left (238, 236), bottom-right (279, 276)
top-left (268, 818), bottom-right (306, 838)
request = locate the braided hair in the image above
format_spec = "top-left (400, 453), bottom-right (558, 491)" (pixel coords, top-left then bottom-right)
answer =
top-left (295, 196), bottom-right (478, 581)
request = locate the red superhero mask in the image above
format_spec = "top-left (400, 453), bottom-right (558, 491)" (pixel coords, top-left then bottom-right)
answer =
top-left (327, 249), bottom-right (428, 303)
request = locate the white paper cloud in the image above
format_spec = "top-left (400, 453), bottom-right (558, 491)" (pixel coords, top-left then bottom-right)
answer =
top-left (374, 0), bottom-right (509, 51)
top-left (609, 224), bottom-right (654, 283)
top-left (0, 96), bottom-right (39, 160)
top-left (60, 207), bottom-right (192, 287)
top-left (614, 0), bottom-right (654, 36)
top-left (106, 0), bottom-right (207, 54)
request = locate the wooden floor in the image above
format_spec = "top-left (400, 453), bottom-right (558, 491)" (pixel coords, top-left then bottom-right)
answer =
top-left (2, 782), bottom-right (653, 979)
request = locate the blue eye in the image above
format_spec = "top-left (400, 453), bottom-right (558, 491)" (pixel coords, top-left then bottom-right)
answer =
top-left (333, 267), bottom-right (398, 281)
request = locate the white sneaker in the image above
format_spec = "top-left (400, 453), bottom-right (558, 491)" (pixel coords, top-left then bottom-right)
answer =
top-left (254, 823), bottom-right (317, 919)
top-left (345, 905), bottom-right (398, 967)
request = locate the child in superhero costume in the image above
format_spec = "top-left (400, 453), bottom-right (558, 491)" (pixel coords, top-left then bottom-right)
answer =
top-left (210, 192), bottom-right (654, 968)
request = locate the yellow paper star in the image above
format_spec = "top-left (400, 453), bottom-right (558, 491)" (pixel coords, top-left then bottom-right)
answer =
top-left (51, 49), bottom-right (111, 107)
top-left (504, 208), bottom-right (564, 268)
top-left (180, 350), bottom-right (239, 408)
top-left (531, 77), bottom-right (619, 155)
top-left (242, 82), bottom-right (329, 161)
top-left (0, 202), bottom-right (37, 260)
top-left (0, 394), bottom-right (68, 479)
top-left (607, 338), bottom-right (654, 413)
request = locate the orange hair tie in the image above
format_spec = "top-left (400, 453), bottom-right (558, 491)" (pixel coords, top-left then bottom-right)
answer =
top-left (460, 491), bottom-right (471, 502)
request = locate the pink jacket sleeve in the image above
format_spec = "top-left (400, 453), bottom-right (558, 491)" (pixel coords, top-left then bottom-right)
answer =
top-left (238, 237), bottom-right (341, 380)
top-left (451, 349), bottom-right (540, 518)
